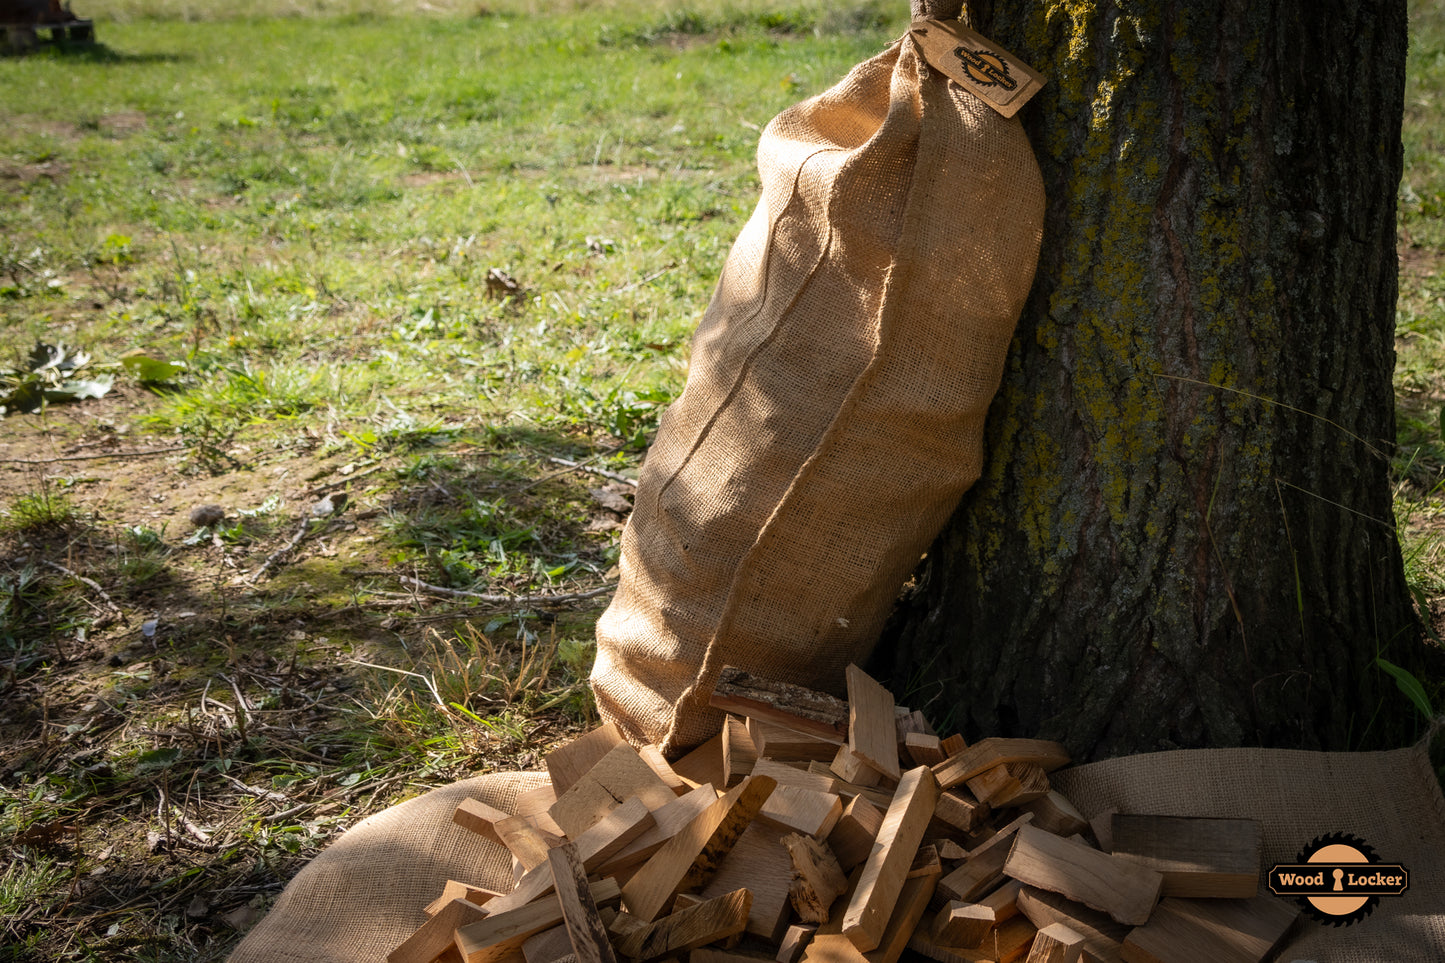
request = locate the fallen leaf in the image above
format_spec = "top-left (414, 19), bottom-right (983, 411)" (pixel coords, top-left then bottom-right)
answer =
top-left (588, 487), bottom-right (632, 514)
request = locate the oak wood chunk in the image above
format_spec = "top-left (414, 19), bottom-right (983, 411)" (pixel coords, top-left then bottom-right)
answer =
top-left (1025, 923), bottom-right (1085, 963)
top-left (1014, 886), bottom-right (1128, 962)
top-left (756, 784), bottom-right (844, 839)
top-left (550, 744), bottom-right (677, 838)
top-left (499, 819), bottom-right (567, 872)
top-left (909, 845), bottom-right (942, 880)
top-left (723, 717), bottom-right (759, 787)
top-left (827, 794), bottom-right (884, 871)
top-left (1019, 793), bottom-right (1089, 839)
top-left (515, 784), bottom-right (562, 818)
top-left (939, 735), bottom-right (966, 758)
top-left (1088, 810), bottom-right (1117, 854)
top-left (694, 950), bottom-right (784, 963)
top-left (932, 740), bottom-right (1070, 792)
top-left (454, 798), bottom-right (510, 844)
top-left (548, 842), bottom-right (619, 963)
top-left (593, 784), bottom-right (719, 878)
top-left (454, 879), bottom-right (622, 963)
top-left (672, 734), bottom-right (727, 790)
top-left (616, 889), bottom-right (753, 962)
top-left (936, 814), bottom-right (1034, 906)
top-left (777, 924), bottom-right (818, 963)
top-left (1003, 825), bottom-right (1163, 927)
top-left (1107, 816), bottom-right (1260, 899)
top-left (783, 833), bottom-right (849, 924)
top-left (1118, 893), bottom-right (1298, 963)
top-left (622, 775), bottom-right (776, 921)
top-left (546, 723), bottom-right (626, 795)
top-left (522, 925), bottom-right (576, 963)
top-left (388, 896), bottom-right (490, 963)
top-left (830, 744), bottom-right (884, 788)
top-left (709, 667), bottom-right (850, 742)
top-left (907, 914), bottom-right (1037, 963)
top-left (425, 880), bottom-right (503, 917)
top-left (895, 709), bottom-right (937, 744)
top-left (964, 763), bottom-right (1049, 809)
top-left (801, 861), bottom-right (940, 963)
top-left (933, 791), bottom-right (988, 836)
top-left (700, 822), bottom-right (797, 943)
top-left (905, 733), bottom-right (946, 768)
top-left (640, 745), bottom-right (691, 796)
top-left (841, 765), bottom-right (941, 952)
top-left (845, 665), bottom-right (901, 782)
top-left (931, 901), bottom-right (995, 948)
top-left (750, 718), bottom-right (844, 761)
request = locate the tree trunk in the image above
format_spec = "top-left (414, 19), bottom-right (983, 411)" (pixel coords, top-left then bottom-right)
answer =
top-left (880, 0), bottom-right (1439, 758)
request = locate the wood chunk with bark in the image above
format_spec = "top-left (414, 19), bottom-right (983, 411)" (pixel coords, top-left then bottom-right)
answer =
top-left (616, 889), bottom-right (753, 963)
top-left (840, 766), bottom-right (940, 952)
top-left (1107, 816), bottom-right (1260, 899)
top-left (709, 667), bottom-right (850, 742)
top-left (621, 776), bottom-right (776, 922)
top-left (845, 665), bottom-right (901, 782)
top-left (827, 795), bottom-right (883, 871)
top-left (783, 833), bottom-right (849, 924)
top-left (1003, 826), bottom-right (1162, 927)
top-left (750, 718), bottom-right (845, 762)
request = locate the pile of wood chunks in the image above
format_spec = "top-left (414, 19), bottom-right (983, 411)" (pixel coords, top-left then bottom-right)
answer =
top-left (388, 665), bottom-right (1300, 963)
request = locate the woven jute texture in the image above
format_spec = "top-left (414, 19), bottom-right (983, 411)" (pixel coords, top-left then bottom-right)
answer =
top-left (226, 745), bottom-right (1444, 962)
top-left (227, 771), bottom-right (547, 963)
top-left (590, 33), bottom-right (1046, 754)
top-left (1054, 740), bottom-right (1445, 960)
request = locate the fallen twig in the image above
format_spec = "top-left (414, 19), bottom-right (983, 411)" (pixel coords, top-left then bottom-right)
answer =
top-left (545, 456), bottom-right (637, 487)
top-left (40, 560), bottom-right (127, 627)
top-left (393, 575), bottom-right (615, 606)
top-left (0, 446), bottom-right (188, 465)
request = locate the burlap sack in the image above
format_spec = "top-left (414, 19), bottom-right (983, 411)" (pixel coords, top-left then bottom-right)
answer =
top-left (591, 30), bottom-right (1046, 753)
top-left (226, 771), bottom-right (547, 963)
top-left (227, 746), bottom-right (1443, 962)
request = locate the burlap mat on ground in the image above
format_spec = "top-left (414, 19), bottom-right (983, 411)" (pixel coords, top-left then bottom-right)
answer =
top-left (1053, 740), bottom-right (1445, 961)
top-left (226, 745), bottom-right (1444, 963)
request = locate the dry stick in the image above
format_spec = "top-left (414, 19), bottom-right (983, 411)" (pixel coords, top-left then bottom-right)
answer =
top-left (392, 575), bottom-right (615, 606)
top-left (0, 446), bottom-right (188, 465)
top-left (545, 457), bottom-right (637, 487)
top-left (39, 560), bottom-right (127, 625)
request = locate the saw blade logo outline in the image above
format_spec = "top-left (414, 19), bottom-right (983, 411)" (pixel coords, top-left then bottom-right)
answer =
top-left (1268, 832), bottom-right (1410, 926)
top-left (953, 46), bottom-right (1018, 91)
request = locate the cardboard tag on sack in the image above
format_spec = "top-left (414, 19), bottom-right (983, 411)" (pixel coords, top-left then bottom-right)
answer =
top-left (910, 19), bottom-right (1045, 117)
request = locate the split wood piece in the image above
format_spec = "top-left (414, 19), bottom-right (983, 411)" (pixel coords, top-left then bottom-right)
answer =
top-left (1004, 826), bottom-right (1162, 927)
top-left (607, 910), bottom-right (649, 943)
top-left (672, 735), bottom-right (726, 790)
top-left (425, 881), bottom-right (504, 917)
top-left (908, 914), bottom-right (1037, 963)
top-left (778, 924), bottom-right (818, 963)
top-left (487, 798), bottom-right (657, 916)
top-left (621, 775), bottom-right (777, 922)
top-left (498, 819), bottom-right (567, 872)
top-left (523, 925), bottom-right (576, 963)
top-left (827, 795), bottom-right (884, 871)
top-left (723, 717), bottom-right (759, 787)
top-left (710, 666), bottom-right (850, 742)
top-left (939, 735), bottom-right (966, 758)
top-left (388, 897), bottom-right (490, 963)
top-left (909, 846), bottom-right (942, 880)
top-left (1118, 894), bottom-right (1298, 963)
top-left (550, 744), bottom-right (677, 839)
top-left (695, 951), bottom-right (786, 963)
top-left (499, 809), bottom-right (569, 845)
top-left (548, 842), bottom-right (619, 963)
top-left (783, 833), bottom-right (849, 924)
top-left (1014, 887), bottom-right (1128, 963)
top-left (1107, 816), bottom-right (1260, 899)
top-left (933, 740), bottom-right (1070, 792)
top-left (454, 798), bottom-right (510, 844)
top-left (700, 822), bottom-right (796, 943)
top-left (640, 745), bottom-right (691, 796)
top-left (905, 734), bottom-right (946, 768)
top-left (802, 862), bottom-right (941, 963)
top-left (750, 718), bottom-right (844, 761)
top-left (616, 889), bottom-right (753, 962)
top-left (757, 785), bottom-right (844, 839)
top-left (546, 723), bottom-right (626, 796)
top-left (757, 759), bottom-right (843, 795)
top-left (933, 791), bottom-right (988, 836)
top-left (1019, 794), bottom-right (1089, 839)
top-left (936, 814), bottom-right (1034, 906)
top-left (455, 880), bottom-right (622, 963)
top-left (516, 784), bottom-right (562, 818)
top-left (809, 765), bottom-right (894, 811)
top-left (934, 840), bottom-right (968, 861)
top-left (841, 765), bottom-right (941, 952)
top-left (845, 665), bottom-right (901, 781)
top-left (594, 784), bottom-right (720, 878)
top-left (895, 709), bottom-right (936, 743)
top-left (1088, 811), bottom-right (1117, 854)
top-left (932, 901), bottom-right (995, 948)
top-left (1025, 923), bottom-right (1085, 963)
top-left (967, 764), bottom-right (1050, 809)
top-left (830, 744), bottom-right (884, 789)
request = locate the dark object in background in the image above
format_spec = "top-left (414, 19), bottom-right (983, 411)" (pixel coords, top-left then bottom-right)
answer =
top-left (1, 0), bottom-right (93, 52)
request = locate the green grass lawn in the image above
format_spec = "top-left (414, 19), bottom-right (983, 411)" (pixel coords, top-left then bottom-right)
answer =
top-left (0, 0), bottom-right (1443, 959)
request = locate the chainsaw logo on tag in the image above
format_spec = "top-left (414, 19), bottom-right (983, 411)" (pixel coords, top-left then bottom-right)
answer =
top-left (953, 46), bottom-right (1018, 91)
top-left (1267, 833), bottom-right (1408, 926)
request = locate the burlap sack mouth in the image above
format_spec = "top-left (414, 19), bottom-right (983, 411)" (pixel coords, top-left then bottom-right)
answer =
top-left (591, 28), bottom-right (1047, 757)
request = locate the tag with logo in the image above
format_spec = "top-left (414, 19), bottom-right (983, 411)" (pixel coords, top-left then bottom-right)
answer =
top-left (909, 19), bottom-right (1045, 117)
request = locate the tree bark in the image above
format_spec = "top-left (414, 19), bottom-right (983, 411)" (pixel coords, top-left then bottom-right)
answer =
top-left (879, 0), bottom-right (1440, 758)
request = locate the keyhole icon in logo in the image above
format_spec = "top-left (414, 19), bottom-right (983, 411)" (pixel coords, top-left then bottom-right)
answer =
top-left (1333, 868), bottom-right (1344, 892)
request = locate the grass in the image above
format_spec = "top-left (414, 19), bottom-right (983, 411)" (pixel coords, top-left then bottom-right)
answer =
top-left (0, 0), bottom-right (1442, 958)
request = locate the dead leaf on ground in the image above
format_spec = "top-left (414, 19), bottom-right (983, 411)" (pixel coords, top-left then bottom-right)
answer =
top-left (588, 487), bottom-right (632, 514)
